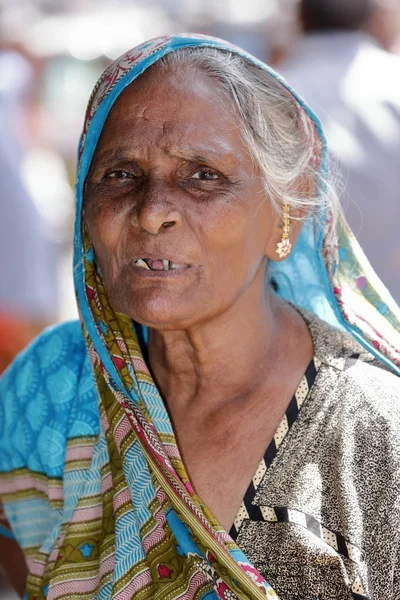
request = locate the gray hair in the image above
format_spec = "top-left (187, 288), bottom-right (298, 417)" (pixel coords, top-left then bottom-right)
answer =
top-left (157, 47), bottom-right (339, 224)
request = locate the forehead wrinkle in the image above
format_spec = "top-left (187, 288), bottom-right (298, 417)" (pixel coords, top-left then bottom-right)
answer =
top-left (97, 118), bottom-right (241, 162)
top-left (95, 85), bottom-right (248, 171)
top-left (113, 88), bottom-right (239, 140)
top-left (111, 105), bottom-right (182, 133)
top-left (93, 116), bottom-right (167, 165)
top-left (157, 118), bottom-right (244, 165)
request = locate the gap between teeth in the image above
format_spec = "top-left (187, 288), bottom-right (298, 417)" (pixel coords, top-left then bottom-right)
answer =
top-left (135, 259), bottom-right (179, 271)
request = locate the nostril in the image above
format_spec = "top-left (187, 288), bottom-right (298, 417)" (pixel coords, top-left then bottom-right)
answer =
top-left (162, 220), bottom-right (175, 229)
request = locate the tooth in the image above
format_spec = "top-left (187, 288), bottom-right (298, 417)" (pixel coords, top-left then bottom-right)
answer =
top-left (169, 261), bottom-right (177, 270)
top-left (163, 259), bottom-right (169, 271)
top-left (136, 259), bottom-right (150, 270)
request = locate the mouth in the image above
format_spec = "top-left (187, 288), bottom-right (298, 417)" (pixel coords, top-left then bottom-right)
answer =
top-left (133, 258), bottom-right (190, 272)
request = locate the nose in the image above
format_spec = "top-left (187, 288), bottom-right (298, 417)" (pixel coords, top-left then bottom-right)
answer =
top-left (132, 182), bottom-right (183, 235)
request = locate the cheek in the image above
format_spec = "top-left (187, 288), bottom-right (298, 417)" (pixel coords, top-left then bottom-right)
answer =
top-left (85, 207), bottom-right (125, 281)
top-left (196, 198), bottom-right (273, 269)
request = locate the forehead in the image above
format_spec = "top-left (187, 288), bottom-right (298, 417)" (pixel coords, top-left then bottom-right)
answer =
top-left (95, 63), bottom-right (246, 157)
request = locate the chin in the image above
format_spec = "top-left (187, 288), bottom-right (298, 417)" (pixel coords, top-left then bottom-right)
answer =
top-left (113, 287), bottom-right (199, 331)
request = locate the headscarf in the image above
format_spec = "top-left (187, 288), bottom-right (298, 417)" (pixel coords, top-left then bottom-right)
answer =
top-left (27, 34), bottom-right (400, 600)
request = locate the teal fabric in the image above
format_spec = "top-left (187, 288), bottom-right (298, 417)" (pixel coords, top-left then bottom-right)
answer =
top-left (0, 321), bottom-right (97, 477)
top-left (0, 321), bottom-right (97, 550)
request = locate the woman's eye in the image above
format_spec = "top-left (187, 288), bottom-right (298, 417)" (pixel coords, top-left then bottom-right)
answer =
top-left (191, 169), bottom-right (220, 181)
top-left (106, 170), bottom-right (133, 180)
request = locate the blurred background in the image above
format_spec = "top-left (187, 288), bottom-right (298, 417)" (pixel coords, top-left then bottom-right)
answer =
top-left (0, 0), bottom-right (400, 375)
top-left (0, 1), bottom-right (400, 596)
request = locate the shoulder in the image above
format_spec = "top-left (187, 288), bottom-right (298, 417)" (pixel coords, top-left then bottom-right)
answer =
top-left (0, 320), bottom-right (88, 415)
top-left (307, 312), bottom-right (400, 438)
top-left (0, 320), bottom-right (99, 477)
top-left (338, 353), bottom-right (400, 433)
top-left (1, 319), bottom-right (86, 380)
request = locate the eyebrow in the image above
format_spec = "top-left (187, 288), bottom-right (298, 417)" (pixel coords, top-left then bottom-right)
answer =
top-left (91, 146), bottom-right (137, 170)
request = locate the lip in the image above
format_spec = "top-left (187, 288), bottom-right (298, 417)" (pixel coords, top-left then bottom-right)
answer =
top-left (131, 265), bottom-right (192, 278)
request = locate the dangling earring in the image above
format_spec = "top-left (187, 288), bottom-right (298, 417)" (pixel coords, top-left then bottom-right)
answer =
top-left (276, 203), bottom-right (292, 259)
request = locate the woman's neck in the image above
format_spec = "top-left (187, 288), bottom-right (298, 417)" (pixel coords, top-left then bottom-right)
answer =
top-left (147, 278), bottom-right (311, 412)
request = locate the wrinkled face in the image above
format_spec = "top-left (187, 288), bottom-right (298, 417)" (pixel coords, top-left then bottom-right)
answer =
top-left (84, 64), bottom-right (281, 330)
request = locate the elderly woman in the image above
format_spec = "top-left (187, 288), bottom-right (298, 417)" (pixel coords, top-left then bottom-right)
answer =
top-left (1, 34), bottom-right (400, 600)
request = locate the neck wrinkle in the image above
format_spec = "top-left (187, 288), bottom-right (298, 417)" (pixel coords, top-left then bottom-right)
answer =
top-left (147, 278), bottom-right (289, 411)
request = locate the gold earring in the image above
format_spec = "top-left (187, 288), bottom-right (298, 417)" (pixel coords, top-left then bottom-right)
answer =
top-left (276, 203), bottom-right (292, 259)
